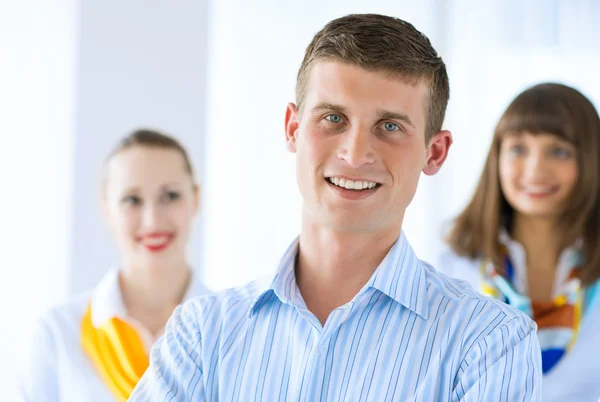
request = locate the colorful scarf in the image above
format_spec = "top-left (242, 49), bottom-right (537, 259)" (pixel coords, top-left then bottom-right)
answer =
top-left (81, 302), bottom-right (149, 401)
top-left (480, 247), bottom-right (584, 374)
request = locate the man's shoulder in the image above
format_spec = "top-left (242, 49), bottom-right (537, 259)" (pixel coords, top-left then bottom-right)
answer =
top-left (180, 275), bottom-right (273, 327)
top-left (420, 258), bottom-right (483, 302)
top-left (420, 260), bottom-right (536, 337)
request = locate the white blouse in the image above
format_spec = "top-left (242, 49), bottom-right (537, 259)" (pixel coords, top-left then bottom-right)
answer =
top-left (18, 269), bottom-right (210, 402)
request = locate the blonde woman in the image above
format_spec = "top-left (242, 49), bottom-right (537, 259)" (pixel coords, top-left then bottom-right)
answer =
top-left (20, 129), bottom-right (210, 401)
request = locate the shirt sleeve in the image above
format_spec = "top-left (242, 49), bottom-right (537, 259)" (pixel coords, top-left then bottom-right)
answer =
top-left (129, 301), bottom-right (206, 401)
top-left (17, 317), bottom-right (60, 402)
top-left (453, 315), bottom-right (542, 401)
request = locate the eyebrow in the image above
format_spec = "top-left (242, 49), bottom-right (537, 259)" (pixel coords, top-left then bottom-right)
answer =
top-left (311, 102), bottom-right (348, 115)
top-left (161, 182), bottom-right (182, 189)
top-left (119, 182), bottom-right (182, 194)
top-left (121, 187), bottom-right (141, 194)
top-left (376, 109), bottom-right (415, 128)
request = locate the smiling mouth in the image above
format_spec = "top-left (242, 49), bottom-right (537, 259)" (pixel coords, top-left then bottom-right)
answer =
top-left (520, 185), bottom-right (559, 196)
top-left (137, 232), bottom-right (175, 252)
top-left (326, 177), bottom-right (381, 191)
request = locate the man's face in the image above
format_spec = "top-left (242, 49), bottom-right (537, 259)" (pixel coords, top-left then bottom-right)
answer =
top-left (285, 61), bottom-right (452, 233)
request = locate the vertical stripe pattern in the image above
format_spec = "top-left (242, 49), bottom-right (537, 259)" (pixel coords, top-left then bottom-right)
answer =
top-left (130, 232), bottom-right (542, 401)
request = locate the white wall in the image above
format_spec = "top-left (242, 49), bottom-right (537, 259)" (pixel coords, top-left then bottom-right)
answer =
top-left (438, 0), bottom-right (600, 235)
top-left (71, 0), bottom-right (209, 294)
top-left (0, 0), bottom-right (78, 396)
top-left (202, 0), bottom-right (441, 290)
top-left (202, 0), bottom-right (600, 291)
top-left (4, 3), bottom-right (600, 395)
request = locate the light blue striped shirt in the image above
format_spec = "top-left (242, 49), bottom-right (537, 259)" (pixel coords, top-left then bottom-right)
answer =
top-left (130, 232), bottom-right (542, 401)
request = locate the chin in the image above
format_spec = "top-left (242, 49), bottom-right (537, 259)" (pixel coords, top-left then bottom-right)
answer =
top-left (324, 215), bottom-right (384, 233)
top-left (512, 196), bottom-right (566, 214)
top-left (140, 249), bottom-right (179, 264)
top-left (515, 206), bottom-right (563, 220)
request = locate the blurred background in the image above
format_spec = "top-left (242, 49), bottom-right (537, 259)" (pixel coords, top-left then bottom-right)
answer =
top-left (1, 0), bottom-right (599, 396)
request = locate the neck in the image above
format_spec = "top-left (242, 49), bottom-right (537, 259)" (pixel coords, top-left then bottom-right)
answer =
top-left (511, 214), bottom-right (562, 257)
top-left (296, 213), bottom-right (401, 325)
top-left (119, 258), bottom-right (191, 334)
top-left (511, 214), bottom-right (561, 300)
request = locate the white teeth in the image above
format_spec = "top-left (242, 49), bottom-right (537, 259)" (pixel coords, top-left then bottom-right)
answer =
top-left (143, 236), bottom-right (169, 246)
top-left (328, 177), bottom-right (378, 190)
top-left (523, 186), bottom-right (554, 194)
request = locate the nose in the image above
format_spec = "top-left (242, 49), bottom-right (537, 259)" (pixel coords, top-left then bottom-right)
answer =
top-left (525, 149), bottom-right (546, 171)
top-left (141, 204), bottom-right (162, 230)
top-left (337, 125), bottom-right (376, 168)
top-left (522, 149), bottom-right (552, 181)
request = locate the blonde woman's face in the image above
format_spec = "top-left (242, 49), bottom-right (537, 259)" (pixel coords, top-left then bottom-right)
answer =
top-left (103, 146), bottom-right (199, 268)
top-left (499, 132), bottom-right (578, 219)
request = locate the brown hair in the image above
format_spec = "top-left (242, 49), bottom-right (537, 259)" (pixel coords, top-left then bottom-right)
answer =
top-left (296, 13), bottom-right (449, 141)
top-left (446, 83), bottom-right (600, 285)
top-left (105, 128), bottom-right (195, 178)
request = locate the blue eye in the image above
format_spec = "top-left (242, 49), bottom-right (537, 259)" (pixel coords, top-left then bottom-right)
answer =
top-left (508, 145), bottom-right (526, 156)
top-left (382, 122), bottom-right (399, 132)
top-left (325, 114), bottom-right (343, 123)
top-left (550, 147), bottom-right (572, 159)
top-left (162, 191), bottom-right (181, 202)
top-left (122, 195), bottom-right (141, 206)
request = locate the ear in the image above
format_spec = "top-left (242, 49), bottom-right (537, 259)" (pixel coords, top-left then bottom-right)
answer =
top-left (423, 130), bottom-right (453, 176)
top-left (192, 183), bottom-right (201, 215)
top-left (285, 102), bottom-right (300, 153)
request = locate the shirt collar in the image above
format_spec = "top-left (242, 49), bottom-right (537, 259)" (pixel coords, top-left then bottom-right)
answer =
top-left (249, 231), bottom-right (429, 319)
top-left (248, 238), bottom-right (299, 317)
top-left (91, 267), bottom-right (210, 328)
top-left (498, 229), bottom-right (583, 295)
top-left (368, 232), bottom-right (429, 319)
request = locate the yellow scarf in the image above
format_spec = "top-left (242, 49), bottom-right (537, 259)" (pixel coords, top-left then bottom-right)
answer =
top-left (81, 302), bottom-right (149, 401)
